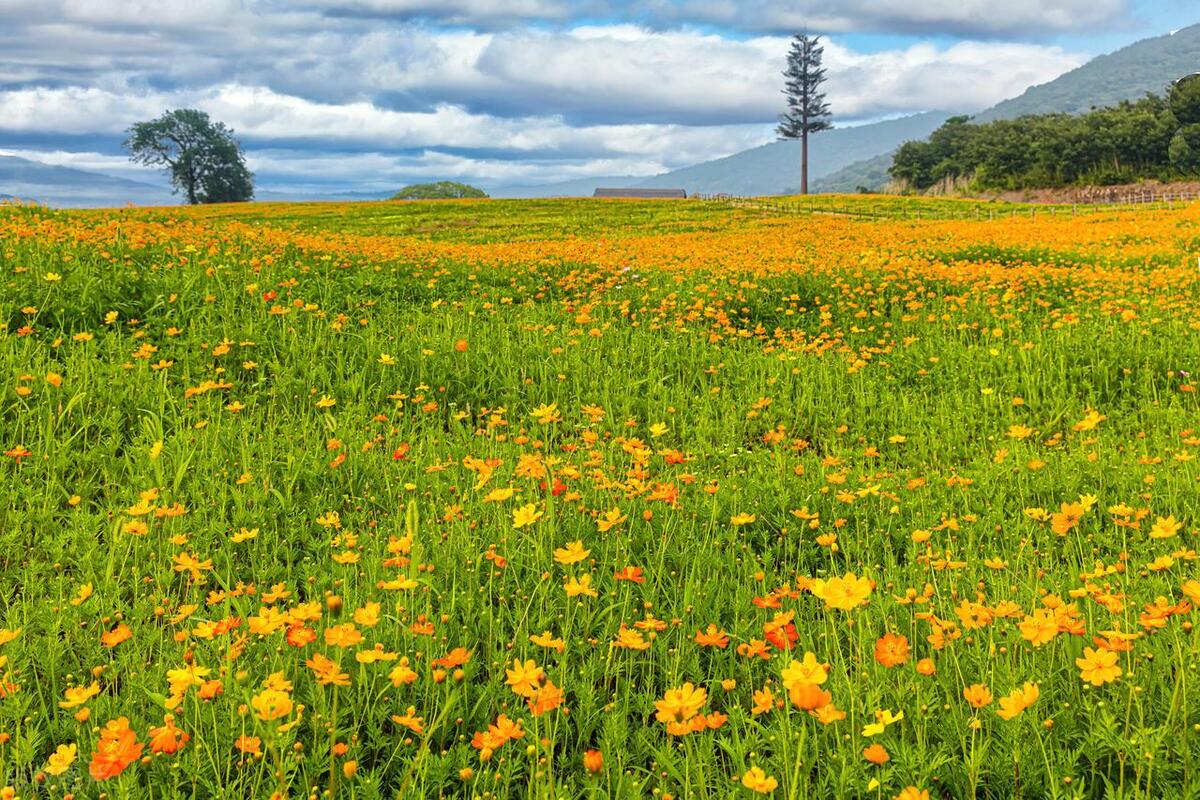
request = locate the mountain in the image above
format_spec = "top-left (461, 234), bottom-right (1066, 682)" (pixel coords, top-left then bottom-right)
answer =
top-left (977, 23), bottom-right (1200, 123)
top-left (631, 111), bottom-right (952, 197)
top-left (0, 155), bottom-right (176, 207)
top-left (822, 22), bottom-right (1200, 192)
top-left (810, 152), bottom-right (894, 194)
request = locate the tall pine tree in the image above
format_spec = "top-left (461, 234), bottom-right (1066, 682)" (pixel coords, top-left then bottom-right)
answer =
top-left (778, 33), bottom-right (832, 195)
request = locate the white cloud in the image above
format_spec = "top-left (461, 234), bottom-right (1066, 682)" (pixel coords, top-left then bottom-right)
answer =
top-left (0, 2), bottom-right (1098, 190)
top-left (638, 0), bottom-right (1127, 35)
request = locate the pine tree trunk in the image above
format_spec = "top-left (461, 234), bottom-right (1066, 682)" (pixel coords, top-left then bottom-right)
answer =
top-left (801, 131), bottom-right (809, 195)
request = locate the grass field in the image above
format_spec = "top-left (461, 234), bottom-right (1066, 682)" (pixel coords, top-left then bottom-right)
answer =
top-left (2, 194), bottom-right (1200, 799)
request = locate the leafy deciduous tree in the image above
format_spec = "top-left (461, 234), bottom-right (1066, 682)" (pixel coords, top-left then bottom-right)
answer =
top-left (125, 109), bottom-right (254, 205)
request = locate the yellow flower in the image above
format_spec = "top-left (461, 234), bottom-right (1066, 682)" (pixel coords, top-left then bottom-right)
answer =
top-left (781, 652), bottom-right (828, 690)
top-left (45, 742), bottom-right (76, 776)
top-left (1149, 515), bottom-right (1182, 539)
top-left (809, 572), bottom-right (872, 611)
top-left (251, 689), bottom-right (293, 721)
top-left (1076, 647), bottom-right (1121, 686)
top-left (996, 682), bottom-right (1039, 720)
top-left (654, 683), bottom-right (707, 724)
top-left (59, 682), bottom-right (101, 709)
top-left (596, 507), bottom-right (627, 532)
top-left (1071, 409), bottom-right (1106, 431)
top-left (512, 504), bottom-right (543, 529)
top-left (505, 659), bottom-right (544, 697)
top-left (741, 766), bottom-right (778, 794)
top-left (553, 540), bottom-right (590, 565)
top-left (1018, 609), bottom-right (1057, 647)
top-left (353, 602), bottom-right (381, 627)
top-left (530, 403), bottom-right (561, 424)
top-left (563, 574), bottom-right (598, 598)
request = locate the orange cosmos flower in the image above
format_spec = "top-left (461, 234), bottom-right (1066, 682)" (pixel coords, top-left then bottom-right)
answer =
top-left (527, 679), bottom-right (564, 716)
top-left (863, 743), bottom-right (890, 764)
top-left (788, 682), bottom-right (832, 711)
top-left (997, 682), bottom-right (1040, 720)
top-left (89, 717), bottom-right (143, 781)
top-left (583, 749), bottom-right (603, 773)
top-left (963, 684), bottom-right (993, 709)
top-left (741, 766), bottom-right (778, 794)
top-left (251, 689), bottom-right (293, 721)
top-left (101, 624), bottom-right (132, 648)
top-left (148, 715), bottom-right (190, 754)
top-left (1076, 646), bottom-right (1121, 686)
top-left (234, 735), bottom-right (262, 757)
top-left (654, 683), bottom-right (707, 726)
top-left (306, 653), bottom-right (350, 686)
top-left (694, 624), bottom-right (730, 648)
top-left (873, 632), bottom-right (910, 668)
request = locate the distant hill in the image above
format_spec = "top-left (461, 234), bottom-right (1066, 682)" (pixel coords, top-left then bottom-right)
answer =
top-left (0, 155), bottom-right (175, 207)
top-left (810, 152), bottom-right (894, 194)
top-left (977, 23), bottom-right (1200, 123)
top-left (829, 22), bottom-right (1200, 192)
top-left (632, 111), bottom-right (952, 196)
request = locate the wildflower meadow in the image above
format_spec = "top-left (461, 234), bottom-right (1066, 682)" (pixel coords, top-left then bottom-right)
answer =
top-left (1, 195), bottom-right (1199, 799)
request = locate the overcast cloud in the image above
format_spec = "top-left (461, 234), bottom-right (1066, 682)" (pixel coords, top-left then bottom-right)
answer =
top-left (0, 0), bottom-right (1156, 193)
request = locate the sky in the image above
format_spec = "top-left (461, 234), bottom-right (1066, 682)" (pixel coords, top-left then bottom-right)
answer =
top-left (0, 0), bottom-right (1192, 195)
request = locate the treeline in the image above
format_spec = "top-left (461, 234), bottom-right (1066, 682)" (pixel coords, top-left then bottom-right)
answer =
top-left (891, 75), bottom-right (1200, 191)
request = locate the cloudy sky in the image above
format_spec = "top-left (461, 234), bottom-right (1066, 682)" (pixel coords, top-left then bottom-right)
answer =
top-left (0, 0), bottom-right (1190, 194)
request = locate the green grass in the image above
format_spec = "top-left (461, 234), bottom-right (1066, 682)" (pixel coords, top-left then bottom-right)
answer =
top-left (1, 196), bottom-right (1200, 799)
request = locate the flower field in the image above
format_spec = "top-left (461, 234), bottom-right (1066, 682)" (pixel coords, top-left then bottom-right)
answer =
top-left (2, 194), bottom-right (1200, 799)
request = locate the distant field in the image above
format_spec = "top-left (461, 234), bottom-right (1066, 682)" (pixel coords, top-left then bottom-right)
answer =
top-left (2, 195), bottom-right (1200, 798)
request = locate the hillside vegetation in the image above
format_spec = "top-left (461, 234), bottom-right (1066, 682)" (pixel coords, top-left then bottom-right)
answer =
top-left (391, 181), bottom-right (489, 200)
top-left (892, 77), bottom-right (1200, 192)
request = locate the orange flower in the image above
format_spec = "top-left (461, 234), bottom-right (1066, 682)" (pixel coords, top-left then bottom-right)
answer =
top-left (997, 682), bottom-right (1040, 720)
top-left (873, 633), bottom-right (910, 668)
top-left (583, 749), bottom-right (603, 773)
top-left (234, 735), bottom-right (262, 757)
top-left (1076, 646), bottom-right (1122, 686)
top-left (789, 682), bottom-right (832, 711)
top-left (89, 717), bottom-right (143, 781)
top-left (148, 715), bottom-right (190, 755)
top-left (654, 683), bottom-right (707, 726)
top-left (694, 624), bottom-right (730, 648)
top-left (741, 766), bottom-right (778, 794)
top-left (323, 623), bottom-right (362, 648)
top-left (527, 679), bottom-right (564, 716)
top-left (101, 623), bottom-right (132, 648)
top-left (306, 653), bottom-right (350, 686)
top-left (963, 683), bottom-right (992, 709)
top-left (863, 743), bottom-right (890, 764)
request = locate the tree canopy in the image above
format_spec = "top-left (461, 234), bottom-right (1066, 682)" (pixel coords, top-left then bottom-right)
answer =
top-left (125, 110), bottom-right (253, 205)
top-left (890, 88), bottom-right (1200, 192)
top-left (391, 182), bottom-right (489, 200)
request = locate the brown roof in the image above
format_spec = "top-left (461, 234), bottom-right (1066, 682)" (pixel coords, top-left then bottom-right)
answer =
top-left (593, 188), bottom-right (687, 199)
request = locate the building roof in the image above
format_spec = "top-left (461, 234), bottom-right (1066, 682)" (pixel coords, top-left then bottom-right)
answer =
top-left (593, 188), bottom-right (687, 199)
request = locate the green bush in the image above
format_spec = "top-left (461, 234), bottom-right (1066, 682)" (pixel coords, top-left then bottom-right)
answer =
top-left (391, 181), bottom-right (489, 200)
